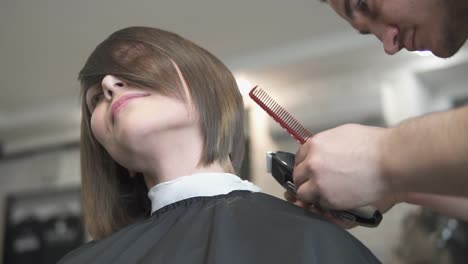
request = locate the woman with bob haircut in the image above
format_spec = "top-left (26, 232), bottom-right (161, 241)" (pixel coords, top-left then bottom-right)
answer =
top-left (59, 26), bottom-right (380, 264)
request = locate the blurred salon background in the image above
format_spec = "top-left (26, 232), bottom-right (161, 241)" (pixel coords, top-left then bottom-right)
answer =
top-left (1, 0), bottom-right (468, 263)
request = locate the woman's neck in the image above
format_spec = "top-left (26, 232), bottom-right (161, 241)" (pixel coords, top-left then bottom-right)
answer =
top-left (131, 126), bottom-right (232, 189)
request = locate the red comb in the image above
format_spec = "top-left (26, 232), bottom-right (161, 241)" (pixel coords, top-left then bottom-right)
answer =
top-left (249, 86), bottom-right (312, 144)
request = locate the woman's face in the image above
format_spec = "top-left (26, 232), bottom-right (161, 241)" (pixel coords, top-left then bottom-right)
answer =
top-left (85, 75), bottom-right (197, 169)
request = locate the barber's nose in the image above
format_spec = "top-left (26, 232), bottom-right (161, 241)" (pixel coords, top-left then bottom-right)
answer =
top-left (381, 26), bottom-right (400, 55)
top-left (101, 75), bottom-right (126, 99)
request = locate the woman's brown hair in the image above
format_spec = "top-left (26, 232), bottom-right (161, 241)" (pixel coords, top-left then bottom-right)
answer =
top-left (79, 27), bottom-right (244, 239)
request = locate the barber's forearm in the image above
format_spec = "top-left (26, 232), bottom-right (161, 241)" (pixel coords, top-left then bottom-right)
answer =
top-left (382, 106), bottom-right (468, 196)
top-left (404, 192), bottom-right (468, 221)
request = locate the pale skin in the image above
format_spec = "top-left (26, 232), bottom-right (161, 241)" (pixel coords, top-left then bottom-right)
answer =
top-left (86, 70), bottom-right (231, 189)
top-left (292, 108), bottom-right (468, 223)
top-left (290, 0), bottom-right (468, 223)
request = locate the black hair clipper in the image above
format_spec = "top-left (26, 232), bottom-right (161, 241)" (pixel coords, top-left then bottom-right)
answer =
top-left (266, 151), bottom-right (383, 227)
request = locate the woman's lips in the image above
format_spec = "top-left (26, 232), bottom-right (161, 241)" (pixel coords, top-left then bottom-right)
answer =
top-left (111, 93), bottom-right (148, 123)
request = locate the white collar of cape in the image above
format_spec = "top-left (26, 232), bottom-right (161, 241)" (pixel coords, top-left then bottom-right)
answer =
top-left (148, 172), bottom-right (261, 214)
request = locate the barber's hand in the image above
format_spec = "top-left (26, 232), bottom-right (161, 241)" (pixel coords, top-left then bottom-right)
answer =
top-left (285, 190), bottom-right (402, 229)
top-left (293, 124), bottom-right (392, 211)
top-left (284, 191), bottom-right (357, 229)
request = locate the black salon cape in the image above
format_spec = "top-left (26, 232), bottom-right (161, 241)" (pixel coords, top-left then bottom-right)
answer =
top-left (59, 191), bottom-right (381, 264)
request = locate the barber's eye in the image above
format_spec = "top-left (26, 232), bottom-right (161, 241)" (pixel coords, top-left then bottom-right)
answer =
top-left (356, 0), bottom-right (369, 13)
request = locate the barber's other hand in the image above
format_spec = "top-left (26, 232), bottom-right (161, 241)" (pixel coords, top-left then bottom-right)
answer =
top-left (293, 124), bottom-right (392, 210)
top-left (285, 190), bottom-right (402, 229)
top-left (284, 191), bottom-right (357, 229)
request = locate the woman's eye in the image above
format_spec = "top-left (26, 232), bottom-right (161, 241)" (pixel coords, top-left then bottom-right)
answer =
top-left (91, 92), bottom-right (104, 109)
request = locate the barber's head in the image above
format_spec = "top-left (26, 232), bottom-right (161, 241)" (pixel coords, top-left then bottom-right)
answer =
top-left (324, 0), bottom-right (468, 58)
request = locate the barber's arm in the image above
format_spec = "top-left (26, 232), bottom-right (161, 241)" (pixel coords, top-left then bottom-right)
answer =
top-left (383, 106), bottom-right (468, 197)
top-left (403, 193), bottom-right (468, 221)
top-left (292, 106), bottom-right (468, 211)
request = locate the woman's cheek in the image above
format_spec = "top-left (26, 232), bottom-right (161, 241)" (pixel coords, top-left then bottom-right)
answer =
top-left (90, 113), bottom-right (107, 145)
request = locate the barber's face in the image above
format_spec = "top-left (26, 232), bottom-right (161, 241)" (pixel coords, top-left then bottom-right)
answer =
top-left (328, 0), bottom-right (468, 58)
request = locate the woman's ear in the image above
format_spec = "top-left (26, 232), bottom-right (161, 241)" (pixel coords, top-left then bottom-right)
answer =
top-left (128, 170), bottom-right (137, 178)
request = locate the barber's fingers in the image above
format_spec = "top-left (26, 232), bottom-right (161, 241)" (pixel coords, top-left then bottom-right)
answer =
top-left (293, 154), bottom-right (316, 189)
top-left (283, 192), bottom-right (307, 208)
top-left (294, 138), bottom-right (313, 166)
top-left (295, 179), bottom-right (320, 205)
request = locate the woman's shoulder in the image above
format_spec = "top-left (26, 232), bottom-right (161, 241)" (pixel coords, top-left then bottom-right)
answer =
top-left (57, 217), bottom-right (149, 264)
top-left (58, 240), bottom-right (97, 264)
top-left (58, 191), bottom-right (381, 264)
top-left (201, 191), bottom-right (382, 263)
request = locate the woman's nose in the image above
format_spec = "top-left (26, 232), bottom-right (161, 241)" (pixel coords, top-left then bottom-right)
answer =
top-left (101, 75), bottom-right (126, 99)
